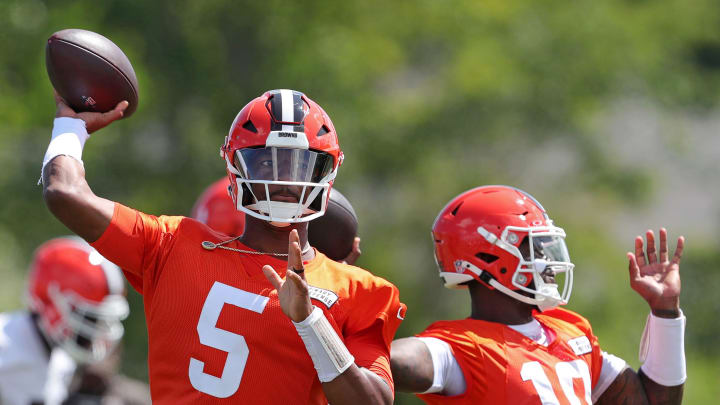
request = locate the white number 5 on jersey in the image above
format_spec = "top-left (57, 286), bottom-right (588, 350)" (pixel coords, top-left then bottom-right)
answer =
top-left (189, 282), bottom-right (269, 398)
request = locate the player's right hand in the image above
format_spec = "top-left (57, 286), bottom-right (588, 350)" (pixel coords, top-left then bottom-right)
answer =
top-left (54, 90), bottom-right (128, 134)
top-left (262, 229), bottom-right (314, 323)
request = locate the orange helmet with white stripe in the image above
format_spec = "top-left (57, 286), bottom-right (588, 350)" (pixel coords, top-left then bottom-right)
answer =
top-left (221, 89), bottom-right (342, 224)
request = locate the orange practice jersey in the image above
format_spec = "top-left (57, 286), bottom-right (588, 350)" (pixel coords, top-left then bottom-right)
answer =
top-left (92, 203), bottom-right (405, 404)
top-left (416, 309), bottom-right (603, 405)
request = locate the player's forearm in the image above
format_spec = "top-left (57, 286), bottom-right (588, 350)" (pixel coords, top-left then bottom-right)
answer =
top-left (595, 367), bottom-right (649, 405)
top-left (637, 311), bottom-right (686, 404)
top-left (598, 310), bottom-right (686, 405)
top-left (43, 156), bottom-right (114, 242)
top-left (321, 366), bottom-right (392, 405)
top-left (594, 367), bottom-right (682, 405)
top-left (639, 369), bottom-right (683, 405)
top-left (291, 306), bottom-right (393, 403)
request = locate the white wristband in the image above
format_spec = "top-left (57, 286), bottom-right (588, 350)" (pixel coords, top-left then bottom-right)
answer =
top-left (638, 310), bottom-right (686, 386)
top-left (43, 117), bottom-right (89, 168)
top-left (293, 306), bottom-right (354, 382)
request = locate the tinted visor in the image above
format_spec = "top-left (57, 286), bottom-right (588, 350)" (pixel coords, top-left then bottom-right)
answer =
top-left (235, 147), bottom-right (334, 183)
top-left (520, 235), bottom-right (571, 263)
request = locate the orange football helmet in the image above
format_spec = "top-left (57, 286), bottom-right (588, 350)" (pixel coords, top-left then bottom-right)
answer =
top-left (221, 89), bottom-right (342, 224)
top-left (27, 237), bottom-right (129, 363)
top-left (432, 186), bottom-right (574, 311)
top-left (192, 177), bottom-right (246, 236)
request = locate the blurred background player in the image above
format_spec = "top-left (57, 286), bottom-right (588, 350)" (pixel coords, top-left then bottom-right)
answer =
top-left (192, 177), bottom-right (362, 264)
top-left (391, 185), bottom-right (686, 404)
top-left (63, 343), bottom-right (151, 405)
top-left (0, 237), bottom-right (129, 405)
top-left (191, 177), bottom-right (246, 238)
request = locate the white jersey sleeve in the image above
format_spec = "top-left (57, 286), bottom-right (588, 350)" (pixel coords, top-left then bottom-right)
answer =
top-left (0, 311), bottom-right (77, 405)
top-left (416, 337), bottom-right (467, 396)
top-left (591, 351), bottom-right (628, 403)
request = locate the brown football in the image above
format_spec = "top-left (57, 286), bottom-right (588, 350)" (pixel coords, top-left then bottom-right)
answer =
top-left (309, 188), bottom-right (359, 262)
top-left (46, 29), bottom-right (139, 117)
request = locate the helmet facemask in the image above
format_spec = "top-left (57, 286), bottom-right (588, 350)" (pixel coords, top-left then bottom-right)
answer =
top-left (476, 224), bottom-right (574, 311)
top-left (226, 145), bottom-right (337, 224)
top-left (46, 284), bottom-right (129, 364)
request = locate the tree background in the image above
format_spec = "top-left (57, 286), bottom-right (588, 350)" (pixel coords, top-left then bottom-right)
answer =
top-left (1, 0), bottom-right (718, 403)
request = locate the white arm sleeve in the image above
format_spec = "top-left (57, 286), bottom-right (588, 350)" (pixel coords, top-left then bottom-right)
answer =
top-left (416, 337), bottom-right (467, 396)
top-left (591, 351), bottom-right (628, 403)
top-left (639, 310), bottom-right (686, 386)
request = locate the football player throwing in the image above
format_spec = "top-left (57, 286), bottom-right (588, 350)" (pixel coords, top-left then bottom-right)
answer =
top-left (42, 89), bottom-right (405, 404)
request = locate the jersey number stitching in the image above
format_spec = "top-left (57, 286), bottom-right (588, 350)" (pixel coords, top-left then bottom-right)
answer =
top-left (188, 282), bottom-right (269, 398)
top-left (520, 360), bottom-right (592, 405)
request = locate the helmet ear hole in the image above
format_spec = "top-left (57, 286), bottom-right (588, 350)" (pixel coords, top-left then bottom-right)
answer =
top-left (242, 120), bottom-right (258, 133)
top-left (451, 202), bottom-right (463, 216)
top-left (316, 125), bottom-right (330, 137)
top-left (475, 252), bottom-right (498, 264)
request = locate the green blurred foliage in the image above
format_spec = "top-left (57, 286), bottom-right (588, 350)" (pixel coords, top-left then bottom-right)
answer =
top-left (1, 0), bottom-right (719, 403)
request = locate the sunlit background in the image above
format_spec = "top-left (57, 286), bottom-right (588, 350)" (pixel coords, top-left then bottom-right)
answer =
top-left (1, 1), bottom-right (718, 403)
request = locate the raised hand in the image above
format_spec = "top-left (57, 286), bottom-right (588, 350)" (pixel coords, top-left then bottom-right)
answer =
top-left (627, 228), bottom-right (684, 318)
top-left (262, 229), bottom-right (314, 322)
top-left (54, 90), bottom-right (128, 134)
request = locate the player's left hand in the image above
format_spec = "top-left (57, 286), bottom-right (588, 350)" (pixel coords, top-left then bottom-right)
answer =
top-left (627, 228), bottom-right (684, 318)
top-left (262, 229), bottom-right (314, 323)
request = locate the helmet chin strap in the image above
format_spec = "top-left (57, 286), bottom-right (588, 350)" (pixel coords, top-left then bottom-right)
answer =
top-left (456, 260), bottom-right (564, 311)
top-left (487, 278), bottom-right (563, 312)
top-left (270, 221), bottom-right (291, 228)
top-left (248, 200), bottom-right (314, 222)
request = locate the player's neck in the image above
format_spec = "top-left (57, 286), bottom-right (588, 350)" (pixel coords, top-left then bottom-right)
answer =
top-left (467, 281), bottom-right (535, 325)
top-left (239, 216), bottom-right (314, 261)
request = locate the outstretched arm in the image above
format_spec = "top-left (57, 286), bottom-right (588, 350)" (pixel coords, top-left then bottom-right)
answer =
top-left (596, 228), bottom-right (685, 405)
top-left (262, 230), bottom-right (392, 405)
top-left (42, 94), bottom-right (127, 242)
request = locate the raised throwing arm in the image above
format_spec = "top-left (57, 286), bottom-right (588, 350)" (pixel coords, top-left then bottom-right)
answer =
top-left (42, 93), bottom-right (127, 242)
